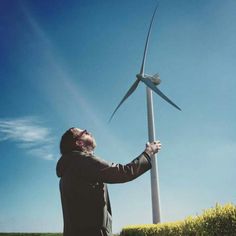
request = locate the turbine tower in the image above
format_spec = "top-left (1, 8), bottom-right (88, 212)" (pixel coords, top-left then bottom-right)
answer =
top-left (109, 4), bottom-right (181, 224)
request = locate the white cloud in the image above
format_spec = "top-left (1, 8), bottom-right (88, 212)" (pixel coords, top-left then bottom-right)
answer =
top-left (0, 117), bottom-right (55, 160)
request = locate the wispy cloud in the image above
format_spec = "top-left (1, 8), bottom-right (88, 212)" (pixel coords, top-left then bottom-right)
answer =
top-left (0, 117), bottom-right (55, 160)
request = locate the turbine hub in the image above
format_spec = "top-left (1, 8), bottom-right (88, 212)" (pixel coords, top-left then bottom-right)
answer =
top-left (136, 73), bottom-right (143, 80)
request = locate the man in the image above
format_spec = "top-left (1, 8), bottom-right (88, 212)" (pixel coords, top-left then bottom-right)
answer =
top-left (56, 127), bottom-right (161, 236)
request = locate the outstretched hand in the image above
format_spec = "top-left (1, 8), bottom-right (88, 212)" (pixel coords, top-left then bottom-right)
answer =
top-left (145, 140), bottom-right (162, 156)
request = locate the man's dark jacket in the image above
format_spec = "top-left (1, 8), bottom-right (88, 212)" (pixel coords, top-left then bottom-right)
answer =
top-left (56, 150), bottom-right (152, 236)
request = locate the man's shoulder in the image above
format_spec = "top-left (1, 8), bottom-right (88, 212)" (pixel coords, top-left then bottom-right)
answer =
top-left (70, 151), bottom-right (110, 166)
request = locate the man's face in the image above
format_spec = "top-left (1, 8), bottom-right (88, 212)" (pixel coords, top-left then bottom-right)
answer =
top-left (74, 128), bottom-right (96, 150)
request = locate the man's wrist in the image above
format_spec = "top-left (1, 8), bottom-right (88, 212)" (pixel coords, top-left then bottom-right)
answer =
top-left (143, 150), bottom-right (153, 158)
top-left (144, 148), bottom-right (154, 157)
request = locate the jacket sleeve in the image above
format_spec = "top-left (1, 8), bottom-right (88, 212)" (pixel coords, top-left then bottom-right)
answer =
top-left (96, 152), bottom-right (152, 184)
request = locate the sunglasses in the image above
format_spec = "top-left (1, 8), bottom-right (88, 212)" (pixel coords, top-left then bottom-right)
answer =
top-left (76, 129), bottom-right (89, 140)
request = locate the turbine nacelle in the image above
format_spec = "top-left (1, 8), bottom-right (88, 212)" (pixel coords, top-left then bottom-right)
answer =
top-left (136, 73), bottom-right (161, 86)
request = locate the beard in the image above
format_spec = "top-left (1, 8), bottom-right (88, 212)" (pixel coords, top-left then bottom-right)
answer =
top-left (84, 137), bottom-right (96, 150)
top-left (77, 136), bottom-right (96, 154)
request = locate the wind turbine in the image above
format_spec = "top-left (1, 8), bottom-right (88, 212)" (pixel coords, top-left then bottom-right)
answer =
top-left (109, 4), bottom-right (181, 223)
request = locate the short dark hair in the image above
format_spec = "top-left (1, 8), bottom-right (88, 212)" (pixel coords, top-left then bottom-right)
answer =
top-left (60, 127), bottom-right (78, 154)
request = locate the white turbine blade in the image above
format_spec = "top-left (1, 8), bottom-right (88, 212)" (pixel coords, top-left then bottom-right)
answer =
top-left (141, 77), bottom-right (181, 111)
top-left (109, 79), bottom-right (140, 122)
top-left (140, 3), bottom-right (159, 75)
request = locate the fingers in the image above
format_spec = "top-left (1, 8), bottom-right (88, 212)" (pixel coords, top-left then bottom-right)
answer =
top-left (151, 141), bottom-right (161, 148)
top-left (153, 140), bottom-right (161, 150)
top-left (145, 140), bottom-right (162, 156)
top-left (153, 141), bottom-right (161, 145)
top-left (146, 140), bottom-right (161, 146)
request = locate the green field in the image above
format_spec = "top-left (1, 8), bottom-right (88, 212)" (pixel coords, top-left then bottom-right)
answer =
top-left (0, 234), bottom-right (62, 236)
top-left (0, 234), bottom-right (119, 236)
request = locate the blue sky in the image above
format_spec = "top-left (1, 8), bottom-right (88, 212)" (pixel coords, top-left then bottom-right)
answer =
top-left (0, 0), bottom-right (236, 233)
